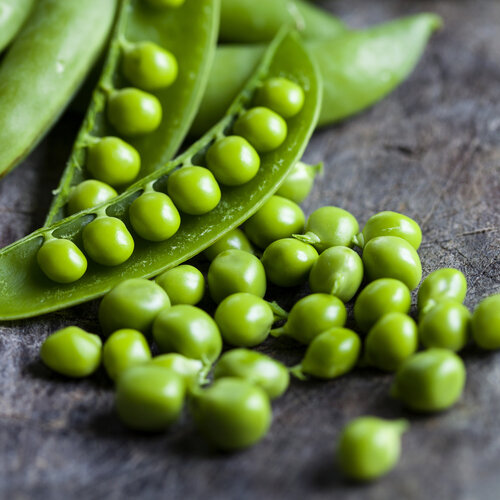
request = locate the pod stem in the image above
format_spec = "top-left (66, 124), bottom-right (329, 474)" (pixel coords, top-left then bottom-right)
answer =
top-left (311, 161), bottom-right (324, 177)
top-left (270, 326), bottom-right (286, 338)
top-left (351, 232), bottom-right (364, 248)
top-left (197, 364), bottom-right (211, 386)
top-left (268, 300), bottom-right (289, 321)
top-left (293, 231), bottom-right (321, 247)
top-left (289, 364), bottom-right (307, 381)
top-left (330, 277), bottom-right (342, 297)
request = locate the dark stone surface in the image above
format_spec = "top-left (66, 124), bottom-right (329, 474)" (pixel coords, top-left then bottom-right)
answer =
top-left (1, 0), bottom-right (499, 498)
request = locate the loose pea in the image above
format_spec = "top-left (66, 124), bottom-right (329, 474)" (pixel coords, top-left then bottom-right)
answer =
top-left (255, 77), bottom-right (305, 118)
top-left (337, 417), bottom-right (408, 481)
top-left (155, 265), bottom-right (205, 305)
top-left (308, 246), bottom-right (363, 302)
top-left (99, 278), bottom-right (170, 336)
top-left (167, 165), bottom-right (221, 215)
top-left (204, 228), bottom-right (253, 261)
top-left (37, 238), bottom-right (87, 283)
top-left (102, 329), bottom-right (151, 381)
top-left (115, 365), bottom-right (186, 431)
top-left (129, 191), bottom-right (180, 241)
top-left (234, 107), bottom-right (287, 153)
top-left (150, 353), bottom-right (204, 389)
top-left (107, 87), bottom-right (162, 136)
top-left (190, 377), bottom-right (272, 450)
top-left (67, 179), bottom-right (117, 215)
top-left (206, 135), bottom-right (260, 186)
top-left (275, 161), bottom-right (322, 203)
top-left (294, 206), bottom-right (359, 252)
top-left (354, 278), bottom-right (411, 333)
top-left (471, 294), bottom-right (500, 350)
top-left (40, 326), bottom-right (102, 378)
top-left (214, 349), bottom-right (289, 399)
top-left (244, 195), bottom-right (305, 249)
top-left (86, 137), bottom-right (140, 187)
top-left (419, 301), bottom-right (471, 352)
top-left (362, 236), bottom-right (422, 290)
top-left (271, 293), bottom-right (346, 345)
top-left (364, 313), bottom-right (418, 371)
top-left (82, 216), bottom-right (135, 266)
top-left (207, 249), bottom-right (266, 303)
top-left (262, 238), bottom-right (318, 287)
top-left (391, 348), bottom-right (466, 412)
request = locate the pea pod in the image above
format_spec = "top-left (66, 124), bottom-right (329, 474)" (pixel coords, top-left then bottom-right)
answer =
top-left (0, 31), bottom-right (321, 320)
top-left (191, 13), bottom-right (441, 136)
top-left (0, 0), bottom-right (35, 53)
top-left (0, 0), bottom-right (118, 178)
top-left (45, 0), bottom-right (220, 225)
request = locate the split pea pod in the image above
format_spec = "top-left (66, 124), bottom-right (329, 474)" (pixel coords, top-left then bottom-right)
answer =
top-left (0, 0), bottom-right (35, 53)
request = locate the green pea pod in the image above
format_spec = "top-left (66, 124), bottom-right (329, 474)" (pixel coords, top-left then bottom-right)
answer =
top-left (0, 0), bottom-right (118, 178)
top-left (0, 0), bottom-right (35, 53)
top-left (191, 13), bottom-right (441, 136)
top-left (0, 30), bottom-right (322, 320)
top-left (45, 0), bottom-right (220, 225)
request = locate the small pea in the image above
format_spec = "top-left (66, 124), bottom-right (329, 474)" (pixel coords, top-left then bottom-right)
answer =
top-left (155, 265), bottom-right (205, 305)
top-left (107, 87), bottom-right (162, 136)
top-left (262, 238), bottom-right (318, 287)
top-left (471, 294), bottom-right (500, 350)
top-left (207, 249), bottom-right (266, 303)
top-left (362, 236), bottom-right (422, 290)
top-left (206, 135), bottom-right (260, 186)
top-left (244, 195), bottom-right (305, 249)
top-left (99, 278), bottom-right (170, 335)
top-left (271, 293), bottom-right (346, 345)
top-left (275, 161), bottom-right (322, 204)
top-left (309, 246), bottom-right (363, 302)
top-left (294, 206), bottom-right (359, 253)
top-left (167, 165), bottom-right (221, 215)
top-left (204, 228), bottom-right (253, 261)
top-left (102, 329), bottom-right (151, 381)
top-left (82, 216), bottom-right (135, 266)
top-left (391, 348), bottom-right (466, 412)
top-left (337, 417), bottom-right (409, 481)
top-left (150, 353), bottom-right (204, 389)
top-left (234, 106), bottom-right (287, 153)
top-left (37, 238), bottom-right (87, 283)
top-left (129, 191), bottom-right (181, 241)
top-left (40, 326), bottom-right (102, 378)
top-left (190, 377), bottom-right (272, 450)
top-left (67, 179), bottom-right (117, 215)
top-left (255, 77), bottom-right (305, 118)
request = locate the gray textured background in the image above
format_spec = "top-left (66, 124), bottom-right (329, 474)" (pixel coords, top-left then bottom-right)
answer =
top-left (1, 0), bottom-right (499, 498)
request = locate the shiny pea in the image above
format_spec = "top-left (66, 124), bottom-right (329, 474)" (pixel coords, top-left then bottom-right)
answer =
top-left (67, 179), bottom-right (117, 215)
top-left (275, 161), bottom-right (322, 204)
top-left (255, 77), bottom-right (305, 118)
top-left (37, 238), bottom-right (87, 284)
top-left (150, 353), bottom-right (204, 389)
top-left (155, 265), bottom-right (205, 306)
top-left (204, 228), bottom-right (254, 261)
top-left (471, 294), bottom-right (500, 350)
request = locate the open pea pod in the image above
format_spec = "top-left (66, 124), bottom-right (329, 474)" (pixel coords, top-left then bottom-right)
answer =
top-left (0, 31), bottom-right (321, 321)
top-left (45, 0), bottom-right (220, 226)
top-left (191, 13), bottom-right (441, 136)
top-left (0, 0), bottom-right (35, 53)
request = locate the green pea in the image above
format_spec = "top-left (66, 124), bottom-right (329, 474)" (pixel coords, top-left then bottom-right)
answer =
top-left (337, 417), bottom-right (409, 481)
top-left (262, 238), bottom-right (318, 287)
top-left (115, 365), bottom-right (186, 431)
top-left (207, 249), bottom-right (266, 303)
top-left (234, 106), bottom-right (287, 153)
top-left (206, 135), bottom-right (260, 186)
top-left (364, 313), bottom-right (418, 371)
top-left (275, 161), bottom-right (322, 204)
top-left (129, 191), bottom-right (180, 242)
top-left (37, 238), bottom-right (87, 283)
top-left (391, 348), bottom-right (466, 412)
top-left (122, 41), bottom-right (178, 91)
top-left (67, 179), bottom-right (117, 215)
top-left (86, 137), bottom-right (140, 187)
top-left (294, 206), bottom-right (359, 253)
top-left (419, 301), bottom-right (471, 352)
top-left (308, 246), bottom-right (363, 302)
top-left (153, 305), bottom-right (222, 365)
top-left (214, 293), bottom-right (274, 347)
top-left (40, 326), bottom-right (102, 378)
top-left (102, 329), bottom-right (151, 381)
top-left (107, 87), bottom-right (162, 136)
top-left (355, 211), bottom-right (422, 249)
top-left (417, 268), bottom-right (467, 316)
top-left (204, 228), bottom-right (253, 261)
top-left (155, 265), bottom-right (205, 305)
top-left (255, 77), bottom-right (305, 119)
top-left (82, 216), bottom-right (135, 266)
top-left (271, 293), bottom-right (346, 345)
top-left (190, 377), bottom-right (271, 450)
top-left (362, 236), bottom-right (422, 290)
top-left (214, 349), bottom-right (289, 399)
top-left (150, 353), bottom-right (204, 389)
top-left (244, 195), bottom-right (305, 249)
top-left (99, 278), bottom-right (170, 336)
top-left (471, 294), bottom-right (500, 350)
top-left (145, 0), bottom-right (185, 7)
top-left (167, 165), bottom-right (221, 215)
top-left (354, 278), bottom-right (411, 333)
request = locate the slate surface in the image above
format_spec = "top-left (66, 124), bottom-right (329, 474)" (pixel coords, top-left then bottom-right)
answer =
top-left (1, 0), bottom-right (499, 498)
